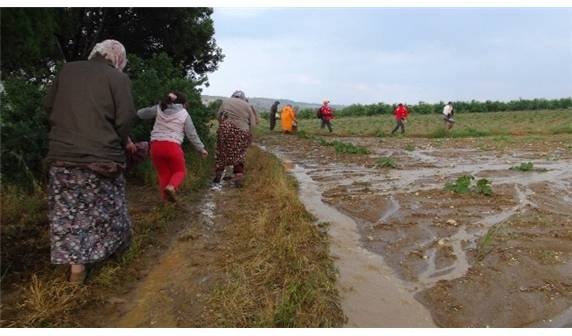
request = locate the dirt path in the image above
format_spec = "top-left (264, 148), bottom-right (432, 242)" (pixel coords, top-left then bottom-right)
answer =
top-left (260, 133), bottom-right (572, 327)
top-left (110, 185), bottom-right (226, 327)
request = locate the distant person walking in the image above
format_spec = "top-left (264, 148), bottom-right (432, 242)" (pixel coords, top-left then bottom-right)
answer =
top-left (44, 39), bottom-right (136, 283)
top-left (137, 91), bottom-right (208, 202)
top-left (281, 104), bottom-right (296, 134)
top-left (319, 99), bottom-right (334, 133)
top-left (270, 100), bottom-right (280, 130)
top-left (443, 101), bottom-right (455, 130)
top-left (391, 103), bottom-right (409, 135)
top-left (214, 90), bottom-right (257, 187)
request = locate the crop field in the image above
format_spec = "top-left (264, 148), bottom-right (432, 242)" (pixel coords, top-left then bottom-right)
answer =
top-left (258, 109), bottom-right (572, 327)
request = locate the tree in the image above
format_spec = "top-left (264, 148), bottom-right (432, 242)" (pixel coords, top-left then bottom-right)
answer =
top-left (53, 8), bottom-right (224, 82)
top-left (1, 8), bottom-right (224, 83)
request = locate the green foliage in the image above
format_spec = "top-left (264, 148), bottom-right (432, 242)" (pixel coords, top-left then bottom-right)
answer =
top-left (375, 129), bottom-right (387, 138)
top-left (376, 157), bottom-right (397, 168)
top-left (476, 225), bottom-right (503, 261)
top-left (510, 162), bottom-right (534, 172)
top-left (445, 175), bottom-right (494, 196)
top-left (445, 175), bottom-right (474, 194)
top-left (475, 178), bottom-right (493, 196)
top-left (0, 79), bottom-right (49, 190)
top-left (0, 8), bottom-right (59, 77)
top-left (331, 141), bottom-right (369, 154)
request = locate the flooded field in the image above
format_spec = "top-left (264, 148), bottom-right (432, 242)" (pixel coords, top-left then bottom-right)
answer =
top-left (260, 133), bottom-right (572, 327)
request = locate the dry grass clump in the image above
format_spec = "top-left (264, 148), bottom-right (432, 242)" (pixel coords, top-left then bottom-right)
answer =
top-left (203, 147), bottom-right (345, 327)
top-left (5, 275), bottom-right (88, 327)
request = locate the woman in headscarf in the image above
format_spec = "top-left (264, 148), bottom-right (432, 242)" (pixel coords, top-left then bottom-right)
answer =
top-left (280, 104), bottom-right (296, 134)
top-left (213, 90), bottom-right (257, 187)
top-left (44, 39), bottom-right (137, 283)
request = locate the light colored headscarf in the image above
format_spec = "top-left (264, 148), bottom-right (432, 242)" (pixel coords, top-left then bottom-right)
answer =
top-left (88, 39), bottom-right (127, 71)
top-left (231, 90), bottom-right (247, 101)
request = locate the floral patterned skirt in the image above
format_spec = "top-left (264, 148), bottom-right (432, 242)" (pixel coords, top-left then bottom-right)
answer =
top-left (215, 121), bottom-right (251, 172)
top-left (48, 165), bottom-right (132, 264)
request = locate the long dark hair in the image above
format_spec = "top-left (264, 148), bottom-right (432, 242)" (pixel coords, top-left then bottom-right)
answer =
top-left (160, 91), bottom-right (188, 110)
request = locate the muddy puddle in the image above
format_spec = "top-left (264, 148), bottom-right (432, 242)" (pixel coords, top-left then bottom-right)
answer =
top-left (260, 134), bottom-right (572, 327)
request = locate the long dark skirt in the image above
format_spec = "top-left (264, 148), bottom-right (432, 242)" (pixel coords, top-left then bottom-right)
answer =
top-left (48, 166), bottom-right (132, 264)
top-left (215, 121), bottom-right (251, 173)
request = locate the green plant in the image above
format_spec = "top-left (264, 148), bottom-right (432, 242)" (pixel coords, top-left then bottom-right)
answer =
top-left (445, 175), bottom-right (494, 196)
top-left (510, 162), bottom-right (534, 171)
top-left (376, 157), bottom-right (397, 168)
top-left (476, 225), bottom-right (503, 261)
top-left (475, 178), bottom-right (493, 196)
top-left (445, 175), bottom-right (474, 194)
top-left (331, 141), bottom-right (369, 154)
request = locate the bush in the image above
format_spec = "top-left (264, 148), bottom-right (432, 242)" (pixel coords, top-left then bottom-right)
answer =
top-left (0, 79), bottom-right (49, 190)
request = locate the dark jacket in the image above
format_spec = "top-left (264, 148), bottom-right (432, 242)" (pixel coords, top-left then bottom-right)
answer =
top-left (44, 55), bottom-right (136, 164)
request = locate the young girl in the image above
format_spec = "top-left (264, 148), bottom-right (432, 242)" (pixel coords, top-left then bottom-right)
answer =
top-left (138, 91), bottom-right (208, 202)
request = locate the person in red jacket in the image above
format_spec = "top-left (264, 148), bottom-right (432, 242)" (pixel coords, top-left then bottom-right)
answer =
top-left (319, 99), bottom-right (334, 133)
top-left (391, 103), bottom-right (409, 135)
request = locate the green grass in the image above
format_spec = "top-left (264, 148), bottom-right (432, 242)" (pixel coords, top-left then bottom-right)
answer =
top-left (509, 162), bottom-right (548, 172)
top-left (510, 162), bottom-right (534, 172)
top-left (288, 109), bottom-right (572, 138)
top-left (376, 157), bottom-right (397, 168)
top-left (317, 138), bottom-right (369, 154)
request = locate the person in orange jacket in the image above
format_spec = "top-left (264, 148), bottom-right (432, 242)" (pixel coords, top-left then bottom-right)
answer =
top-left (281, 104), bottom-right (296, 134)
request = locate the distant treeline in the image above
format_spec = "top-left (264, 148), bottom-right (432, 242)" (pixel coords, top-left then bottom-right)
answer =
top-left (291, 97), bottom-right (572, 119)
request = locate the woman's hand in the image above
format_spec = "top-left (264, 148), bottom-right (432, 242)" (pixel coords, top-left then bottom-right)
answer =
top-left (126, 142), bottom-right (137, 154)
top-left (200, 148), bottom-right (208, 158)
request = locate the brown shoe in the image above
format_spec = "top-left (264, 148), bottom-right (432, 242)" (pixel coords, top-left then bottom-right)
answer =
top-left (165, 185), bottom-right (177, 203)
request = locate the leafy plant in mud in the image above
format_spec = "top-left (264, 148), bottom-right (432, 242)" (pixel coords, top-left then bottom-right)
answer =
top-left (445, 175), bottom-right (494, 196)
top-left (509, 161), bottom-right (547, 172)
top-left (510, 162), bottom-right (534, 171)
top-left (376, 157), bottom-right (397, 169)
top-left (445, 175), bottom-right (474, 194)
top-left (476, 224), bottom-right (503, 261)
top-left (474, 178), bottom-right (493, 196)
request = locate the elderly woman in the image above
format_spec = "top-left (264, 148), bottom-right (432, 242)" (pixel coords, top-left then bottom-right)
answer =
top-left (213, 90), bottom-right (257, 187)
top-left (44, 40), bottom-right (137, 283)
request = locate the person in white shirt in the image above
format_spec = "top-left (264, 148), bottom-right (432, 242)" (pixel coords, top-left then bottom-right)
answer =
top-left (443, 101), bottom-right (455, 130)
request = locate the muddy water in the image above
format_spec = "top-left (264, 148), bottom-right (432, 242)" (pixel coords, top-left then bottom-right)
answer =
top-left (260, 134), bottom-right (572, 327)
top-left (282, 158), bottom-right (435, 327)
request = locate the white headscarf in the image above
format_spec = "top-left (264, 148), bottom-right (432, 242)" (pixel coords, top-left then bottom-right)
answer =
top-left (88, 39), bottom-right (127, 71)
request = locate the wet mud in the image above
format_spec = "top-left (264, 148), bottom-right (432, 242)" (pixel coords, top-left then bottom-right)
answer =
top-left (260, 133), bottom-right (572, 327)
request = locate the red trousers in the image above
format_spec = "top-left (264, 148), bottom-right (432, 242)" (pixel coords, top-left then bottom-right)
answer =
top-left (150, 141), bottom-right (186, 199)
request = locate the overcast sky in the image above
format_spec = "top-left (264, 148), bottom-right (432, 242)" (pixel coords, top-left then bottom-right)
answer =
top-left (201, 7), bottom-right (572, 105)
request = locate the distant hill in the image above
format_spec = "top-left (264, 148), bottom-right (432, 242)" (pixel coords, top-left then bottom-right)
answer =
top-left (201, 95), bottom-right (345, 113)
